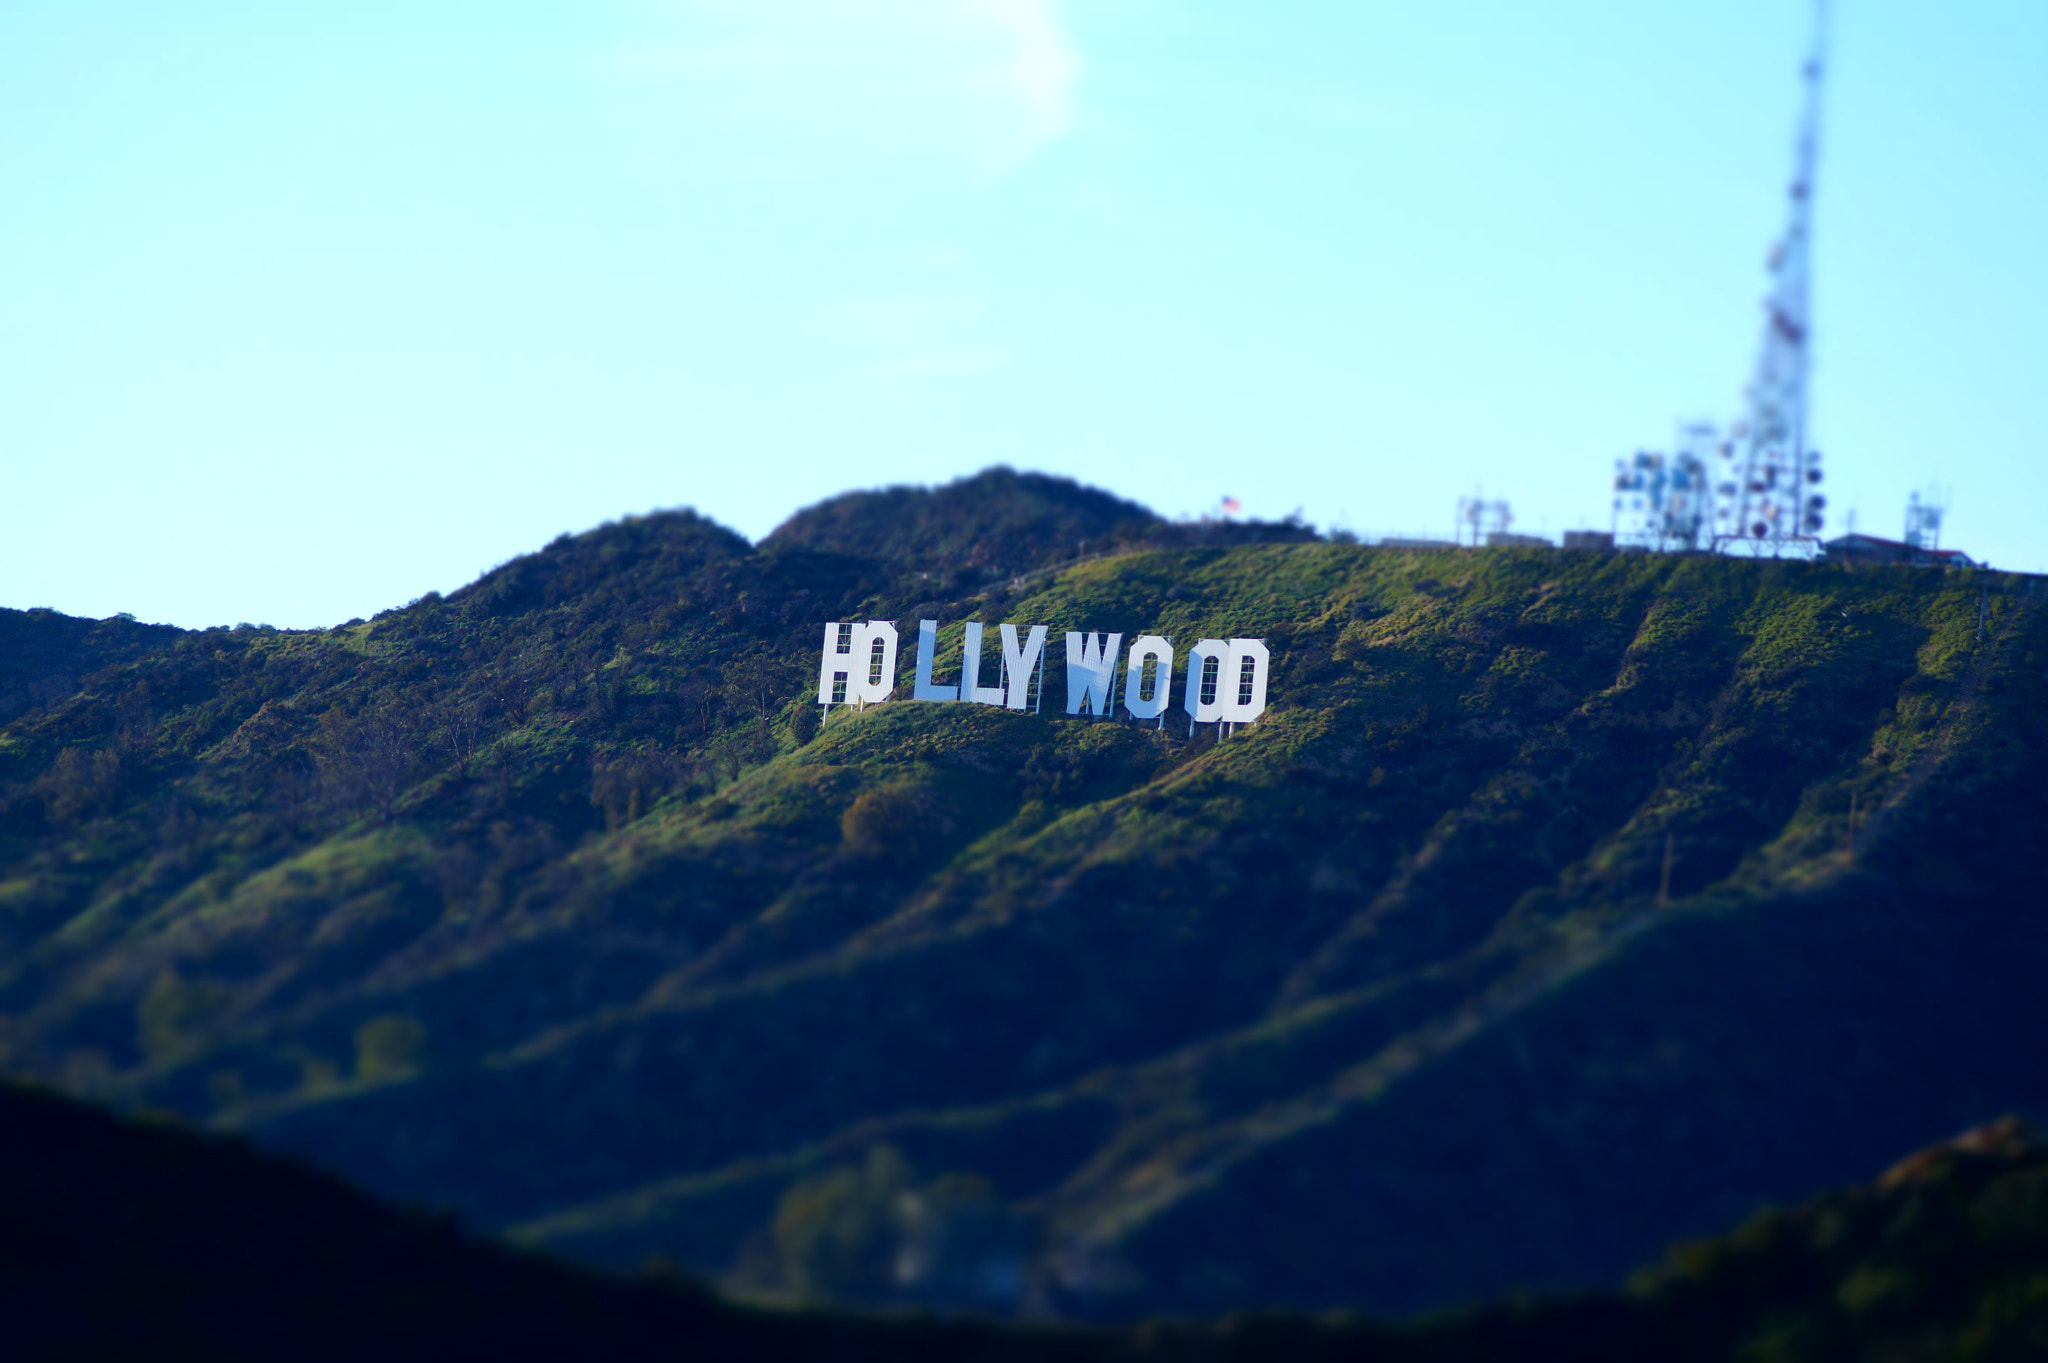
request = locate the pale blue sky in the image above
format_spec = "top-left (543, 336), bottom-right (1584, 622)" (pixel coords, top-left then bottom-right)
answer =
top-left (4, 1), bottom-right (2043, 628)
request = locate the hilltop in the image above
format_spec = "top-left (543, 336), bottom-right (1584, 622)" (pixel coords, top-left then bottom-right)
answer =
top-left (0, 468), bottom-right (2044, 1322)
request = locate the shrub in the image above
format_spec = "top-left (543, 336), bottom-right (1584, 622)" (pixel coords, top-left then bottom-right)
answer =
top-left (839, 787), bottom-right (926, 866)
top-left (354, 1016), bottom-right (428, 1082)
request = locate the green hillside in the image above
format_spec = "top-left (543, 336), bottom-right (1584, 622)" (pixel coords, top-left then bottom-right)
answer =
top-left (1, 468), bottom-right (2044, 1321)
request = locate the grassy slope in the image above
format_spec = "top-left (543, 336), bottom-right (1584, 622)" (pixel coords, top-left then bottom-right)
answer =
top-left (1, 471), bottom-right (2044, 1321)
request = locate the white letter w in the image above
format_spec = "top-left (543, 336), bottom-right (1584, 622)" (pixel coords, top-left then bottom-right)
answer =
top-left (1063, 632), bottom-right (1123, 716)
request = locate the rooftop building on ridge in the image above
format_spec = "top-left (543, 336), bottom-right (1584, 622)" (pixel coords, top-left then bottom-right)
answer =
top-left (1824, 533), bottom-right (1976, 569)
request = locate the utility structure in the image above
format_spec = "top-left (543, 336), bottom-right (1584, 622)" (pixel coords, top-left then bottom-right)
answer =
top-left (1903, 490), bottom-right (1945, 554)
top-left (1713, 0), bottom-right (1830, 556)
top-left (1614, 423), bottom-right (1717, 552)
top-left (1455, 495), bottom-right (1513, 547)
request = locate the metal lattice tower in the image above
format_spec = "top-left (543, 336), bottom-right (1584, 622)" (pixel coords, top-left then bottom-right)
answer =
top-left (1455, 494), bottom-right (1513, 547)
top-left (1714, 1), bottom-right (1830, 555)
top-left (1904, 490), bottom-right (1945, 551)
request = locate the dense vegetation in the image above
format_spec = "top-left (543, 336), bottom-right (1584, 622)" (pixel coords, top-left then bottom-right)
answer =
top-left (7, 1078), bottom-right (2046, 1361)
top-left (1, 467), bottom-right (2044, 1323)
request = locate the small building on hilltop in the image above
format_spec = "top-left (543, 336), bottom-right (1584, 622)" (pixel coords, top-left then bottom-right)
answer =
top-left (1824, 533), bottom-right (1976, 569)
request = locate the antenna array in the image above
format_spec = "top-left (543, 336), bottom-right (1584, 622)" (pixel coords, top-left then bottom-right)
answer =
top-left (1614, 423), bottom-right (1717, 551)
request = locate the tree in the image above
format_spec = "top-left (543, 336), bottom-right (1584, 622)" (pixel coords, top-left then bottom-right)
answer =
top-left (313, 700), bottom-right (424, 820)
top-left (437, 697), bottom-right (489, 781)
top-left (720, 654), bottom-right (801, 720)
top-left (770, 1145), bottom-right (914, 1303)
top-left (37, 746), bottom-right (123, 825)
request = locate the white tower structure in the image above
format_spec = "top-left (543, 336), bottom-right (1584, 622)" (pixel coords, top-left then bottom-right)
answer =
top-left (1714, 1), bottom-right (1830, 555)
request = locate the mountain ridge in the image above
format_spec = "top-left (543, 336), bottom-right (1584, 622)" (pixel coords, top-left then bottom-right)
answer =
top-left (1, 468), bottom-right (2043, 1321)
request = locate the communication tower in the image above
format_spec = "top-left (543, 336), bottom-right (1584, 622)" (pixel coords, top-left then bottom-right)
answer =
top-left (1714, 1), bottom-right (1830, 556)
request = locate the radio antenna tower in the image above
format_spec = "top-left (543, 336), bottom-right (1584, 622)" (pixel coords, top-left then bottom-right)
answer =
top-left (1715, 0), bottom-right (1830, 555)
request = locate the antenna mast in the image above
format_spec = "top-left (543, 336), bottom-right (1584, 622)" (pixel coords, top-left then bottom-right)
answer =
top-left (1715, 0), bottom-right (1829, 556)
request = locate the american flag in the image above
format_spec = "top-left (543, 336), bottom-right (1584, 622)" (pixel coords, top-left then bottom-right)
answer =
top-left (1220, 496), bottom-right (1242, 515)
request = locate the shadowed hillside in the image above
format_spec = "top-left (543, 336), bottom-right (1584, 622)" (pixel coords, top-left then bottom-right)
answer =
top-left (0, 1078), bottom-right (1137, 1362)
top-left (0, 469), bottom-right (2044, 1322)
top-left (0, 606), bottom-right (183, 726)
top-left (6, 1079), bottom-right (2047, 1361)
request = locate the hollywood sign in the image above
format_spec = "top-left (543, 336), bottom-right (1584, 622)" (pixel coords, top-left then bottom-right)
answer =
top-left (817, 621), bottom-right (1270, 727)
